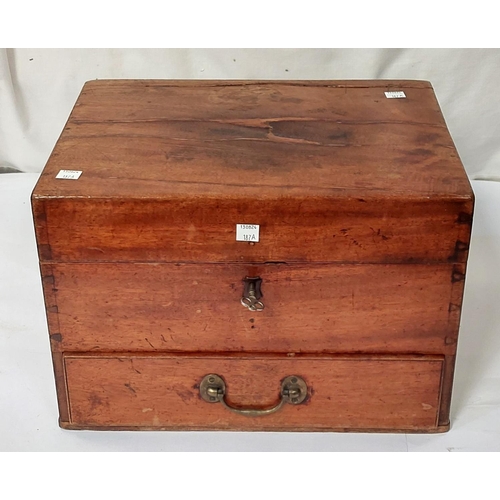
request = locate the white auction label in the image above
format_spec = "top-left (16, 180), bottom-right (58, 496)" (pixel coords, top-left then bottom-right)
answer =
top-left (55, 170), bottom-right (82, 180)
top-left (236, 224), bottom-right (260, 242)
top-left (384, 91), bottom-right (406, 99)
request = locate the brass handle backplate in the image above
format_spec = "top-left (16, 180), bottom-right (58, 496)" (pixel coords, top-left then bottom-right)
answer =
top-left (241, 276), bottom-right (264, 311)
top-left (199, 374), bottom-right (308, 416)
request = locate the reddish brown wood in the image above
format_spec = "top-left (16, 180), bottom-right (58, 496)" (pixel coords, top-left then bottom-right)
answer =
top-left (51, 351), bottom-right (70, 423)
top-left (31, 80), bottom-right (472, 265)
top-left (438, 355), bottom-right (457, 427)
top-left (50, 80), bottom-right (452, 133)
top-left (59, 422), bottom-right (451, 433)
top-left (64, 353), bottom-right (444, 431)
top-left (31, 80), bottom-right (474, 432)
top-left (39, 264), bottom-right (60, 344)
top-left (438, 262), bottom-right (470, 427)
top-left (33, 80), bottom-right (472, 200)
top-left (34, 129), bottom-right (470, 200)
top-left (33, 197), bottom-right (471, 264)
top-left (31, 200), bottom-right (52, 261)
top-left (47, 262), bottom-right (458, 355)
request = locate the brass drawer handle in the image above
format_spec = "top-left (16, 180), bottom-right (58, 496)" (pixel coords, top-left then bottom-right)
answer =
top-left (199, 374), bottom-right (308, 416)
top-left (241, 276), bottom-right (264, 311)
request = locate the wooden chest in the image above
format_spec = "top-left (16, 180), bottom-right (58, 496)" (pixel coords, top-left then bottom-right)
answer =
top-left (32, 80), bottom-right (473, 432)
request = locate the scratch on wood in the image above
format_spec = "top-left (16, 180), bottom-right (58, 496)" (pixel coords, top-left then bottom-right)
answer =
top-left (124, 383), bottom-right (137, 395)
top-left (145, 338), bottom-right (156, 349)
top-left (130, 359), bottom-right (141, 374)
top-left (173, 384), bottom-right (194, 403)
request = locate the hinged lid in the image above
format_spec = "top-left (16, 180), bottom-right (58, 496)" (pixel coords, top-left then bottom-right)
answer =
top-left (32, 80), bottom-right (473, 264)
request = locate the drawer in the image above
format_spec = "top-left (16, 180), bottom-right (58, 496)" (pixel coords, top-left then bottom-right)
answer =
top-left (63, 353), bottom-right (444, 431)
top-left (45, 262), bottom-right (463, 354)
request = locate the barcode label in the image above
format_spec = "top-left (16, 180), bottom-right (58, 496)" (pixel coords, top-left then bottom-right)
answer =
top-left (55, 170), bottom-right (82, 180)
top-left (236, 224), bottom-right (260, 242)
top-left (385, 91), bottom-right (406, 99)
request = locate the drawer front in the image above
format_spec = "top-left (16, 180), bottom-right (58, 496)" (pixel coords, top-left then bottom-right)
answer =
top-left (46, 262), bottom-right (462, 354)
top-left (64, 354), bottom-right (443, 431)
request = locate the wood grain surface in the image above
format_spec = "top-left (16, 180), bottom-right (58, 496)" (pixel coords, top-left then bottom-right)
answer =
top-left (32, 80), bottom-right (473, 265)
top-left (33, 196), bottom-right (472, 264)
top-left (32, 80), bottom-right (471, 199)
top-left (45, 262), bottom-right (459, 354)
top-left (31, 80), bottom-right (473, 432)
top-left (64, 353), bottom-right (444, 431)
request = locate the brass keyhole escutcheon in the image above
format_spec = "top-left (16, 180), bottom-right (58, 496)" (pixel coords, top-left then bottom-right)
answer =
top-left (241, 276), bottom-right (264, 311)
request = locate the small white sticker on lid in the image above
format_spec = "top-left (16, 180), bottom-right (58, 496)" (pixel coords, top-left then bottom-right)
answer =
top-left (56, 170), bottom-right (82, 180)
top-left (236, 224), bottom-right (260, 242)
top-left (385, 91), bottom-right (406, 99)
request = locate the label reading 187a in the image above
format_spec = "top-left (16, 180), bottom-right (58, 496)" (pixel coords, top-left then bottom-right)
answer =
top-left (55, 169), bottom-right (82, 180)
top-left (236, 224), bottom-right (260, 242)
top-left (384, 91), bottom-right (406, 99)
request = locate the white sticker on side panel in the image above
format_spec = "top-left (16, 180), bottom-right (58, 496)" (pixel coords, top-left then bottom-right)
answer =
top-left (236, 224), bottom-right (260, 242)
top-left (55, 170), bottom-right (82, 180)
top-left (384, 91), bottom-right (406, 99)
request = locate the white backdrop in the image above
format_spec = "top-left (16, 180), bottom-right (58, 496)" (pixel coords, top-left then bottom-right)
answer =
top-left (1, 48), bottom-right (499, 179)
